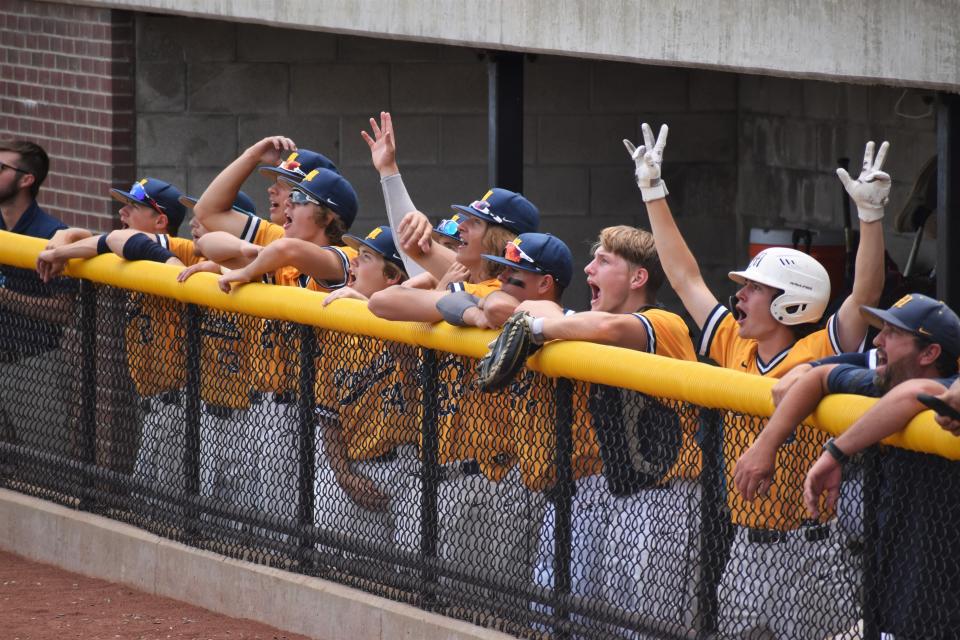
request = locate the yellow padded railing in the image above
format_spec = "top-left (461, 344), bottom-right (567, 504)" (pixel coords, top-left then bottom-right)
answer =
top-left (2, 230), bottom-right (956, 460)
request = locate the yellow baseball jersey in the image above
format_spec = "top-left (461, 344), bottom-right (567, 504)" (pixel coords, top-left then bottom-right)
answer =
top-left (125, 293), bottom-right (186, 398)
top-left (698, 304), bottom-right (846, 530)
top-left (240, 216), bottom-right (285, 248)
top-left (252, 240), bottom-right (357, 395)
top-left (513, 308), bottom-right (698, 491)
top-left (315, 335), bottom-right (420, 461)
top-left (156, 234), bottom-right (202, 267)
top-left (447, 277), bottom-right (502, 297)
top-left (198, 310), bottom-right (255, 409)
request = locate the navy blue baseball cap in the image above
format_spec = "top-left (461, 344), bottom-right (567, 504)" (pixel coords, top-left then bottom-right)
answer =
top-left (258, 149), bottom-right (339, 182)
top-left (861, 293), bottom-right (960, 357)
top-left (432, 214), bottom-right (463, 244)
top-left (482, 232), bottom-right (573, 289)
top-left (343, 225), bottom-right (405, 272)
top-left (280, 168), bottom-right (358, 230)
top-left (110, 178), bottom-right (187, 232)
top-left (179, 190), bottom-right (257, 216)
top-left (451, 188), bottom-right (539, 235)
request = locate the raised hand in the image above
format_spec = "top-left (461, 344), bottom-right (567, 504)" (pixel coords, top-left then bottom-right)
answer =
top-left (397, 210), bottom-right (434, 254)
top-left (246, 136), bottom-right (297, 166)
top-left (360, 111), bottom-right (399, 177)
top-left (836, 141), bottom-right (891, 222)
top-left (623, 122), bottom-right (669, 202)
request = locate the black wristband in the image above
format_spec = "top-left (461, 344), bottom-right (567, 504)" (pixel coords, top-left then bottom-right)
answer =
top-left (823, 437), bottom-right (849, 464)
top-left (96, 234), bottom-right (110, 255)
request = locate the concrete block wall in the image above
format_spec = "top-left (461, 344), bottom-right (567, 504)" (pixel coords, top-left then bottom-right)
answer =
top-left (0, 0), bottom-right (135, 229)
top-left (736, 76), bottom-right (938, 280)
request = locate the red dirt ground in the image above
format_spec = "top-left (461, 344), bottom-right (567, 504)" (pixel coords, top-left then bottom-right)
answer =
top-left (0, 550), bottom-right (314, 639)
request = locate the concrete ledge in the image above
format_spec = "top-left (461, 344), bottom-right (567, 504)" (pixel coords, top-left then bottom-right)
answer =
top-left (0, 489), bottom-right (516, 640)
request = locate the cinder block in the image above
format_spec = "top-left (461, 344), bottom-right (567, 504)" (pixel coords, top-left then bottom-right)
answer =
top-left (524, 166), bottom-right (589, 218)
top-left (867, 85), bottom-right (937, 130)
top-left (338, 33), bottom-right (440, 62)
top-left (740, 115), bottom-right (817, 170)
top-left (525, 58), bottom-right (590, 113)
top-left (739, 74), bottom-right (804, 117)
top-left (803, 80), bottom-right (869, 122)
top-left (391, 63), bottom-right (487, 114)
top-left (290, 63), bottom-right (390, 115)
top-left (238, 114), bottom-right (340, 161)
top-left (136, 61), bottom-right (185, 112)
top-left (651, 112), bottom-right (736, 164)
top-left (189, 63), bottom-right (288, 114)
top-left (237, 23), bottom-right (336, 62)
top-left (400, 166), bottom-right (488, 219)
top-left (537, 115), bottom-right (635, 165)
top-left (137, 115), bottom-right (237, 167)
top-left (689, 69), bottom-right (737, 112)
top-left (181, 166), bottom-right (271, 227)
top-left (350, 172), bottom-right (391, 224)
top-left (340, 114), bottom-right (438, 168)
top-left (137, 14), bottom-right (235, 63)
top-left (589, 166), bottom-right (645, 219)
top-left (440, 115), bottom-right (487, 166)
top-left (675, 207), bottom-right (738, 267)
top-left (591, 61), bottom-right (688, 113)
top-left (134, 166), bottom-right (187, 196)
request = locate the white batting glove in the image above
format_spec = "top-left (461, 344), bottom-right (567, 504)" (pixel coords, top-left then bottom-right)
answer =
top-left (836, 140), bottom-right (891, 223)
top-left (623, 123), bottom-right (669, 202)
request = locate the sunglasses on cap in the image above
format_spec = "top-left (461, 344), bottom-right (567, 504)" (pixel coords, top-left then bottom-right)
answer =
top-left (129, 181), bottom-right (167, 215)
top-left (435, 218), bottom-right (460, 236)
top-left (470, 199), bottom-right (514, 227)
top-left (289, 190), bottom-right (322, 207)
top-left (503, 242), bottom-right (541, 270)
top-left (278, 154), bottom-right (307, 178)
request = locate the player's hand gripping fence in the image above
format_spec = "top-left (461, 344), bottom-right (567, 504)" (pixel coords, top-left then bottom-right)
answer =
top-left (3, 231), bottom-right (960, 640)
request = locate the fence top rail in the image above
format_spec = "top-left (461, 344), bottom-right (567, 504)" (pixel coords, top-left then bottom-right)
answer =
top-left (3, 230), bottom-right (956, 460)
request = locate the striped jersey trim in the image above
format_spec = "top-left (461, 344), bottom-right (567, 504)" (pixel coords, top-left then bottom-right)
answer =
top-left (240, 216), bottom-right (260, 243)
top-left (631, 312), bottom-right (657, 354)
top-left (698, 304), bottom-right (728, 357)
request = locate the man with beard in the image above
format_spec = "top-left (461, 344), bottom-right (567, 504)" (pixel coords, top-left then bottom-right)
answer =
top-left (0, 141), bottom-right (72, 470)
top-left (735, 293), bottom-right (960, 639)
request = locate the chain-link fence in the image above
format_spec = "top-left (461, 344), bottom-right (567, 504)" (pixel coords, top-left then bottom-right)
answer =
top-left (3, 259), bottom-right (959, 639)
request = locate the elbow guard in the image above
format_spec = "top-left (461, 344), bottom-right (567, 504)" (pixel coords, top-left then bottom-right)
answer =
top-left (436, 291), bottom-right (480, 326)
top-left (122, 233), bottom-right (176, 263)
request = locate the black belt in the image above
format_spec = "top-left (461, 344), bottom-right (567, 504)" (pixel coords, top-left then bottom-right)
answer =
top-left (274, 390), bottom-right (296, 404)
top-left (746, 523), bottom-right (830, 544)
top-left (441, 459), bottom-right (481, 480)
top-left (361, 448), bottom-right (399, 465)
top-left (203, 403), bottom-right (235, 420)
top-left (143, 390), bottom-right (180, 411)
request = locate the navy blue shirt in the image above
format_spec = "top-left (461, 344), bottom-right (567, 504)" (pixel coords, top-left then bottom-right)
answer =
top-left (0, 200), bottom-right (70, 360)
top-left (0, 199), bottom-right (68, 239)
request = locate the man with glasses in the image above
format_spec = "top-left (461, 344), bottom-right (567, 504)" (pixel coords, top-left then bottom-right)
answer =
top-left (0, 140), bottom-right (75, 475)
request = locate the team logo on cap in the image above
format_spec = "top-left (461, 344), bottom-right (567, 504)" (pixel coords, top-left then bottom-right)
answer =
top-left (893, 294), bottom-right (913, 308)
top-left (367, 227), bottom-right (383, 240)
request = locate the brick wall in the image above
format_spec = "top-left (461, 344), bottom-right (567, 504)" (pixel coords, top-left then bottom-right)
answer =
top-left (0, 0), bottom-right (135, 231)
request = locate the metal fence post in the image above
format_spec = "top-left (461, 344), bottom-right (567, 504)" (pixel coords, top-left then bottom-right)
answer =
top-left (861, 447), bottom-right (881, 640)
top-left (183, 304), bottom-right (202, 533)
top-left (298, 325), bottom-right (318, 555)
top-left (77, 279), bottom-right (97, 510)
top-left (694, 408), bottom-right (733, 635)
top-left (552, 377), bottom-right (574, 638)
top-left (419, 349), bottom-right (441, 605)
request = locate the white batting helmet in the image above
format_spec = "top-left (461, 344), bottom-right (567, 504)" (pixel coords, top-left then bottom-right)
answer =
top-left (728, 247), bottom-right (831, 325)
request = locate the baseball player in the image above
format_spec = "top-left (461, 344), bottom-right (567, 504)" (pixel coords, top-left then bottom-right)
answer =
top-left (312, 226), bottom-right (421, 553)
top-left (629, 122), bottom-right (887, 638)
top-left (481, 225), bottom-right (699, 635)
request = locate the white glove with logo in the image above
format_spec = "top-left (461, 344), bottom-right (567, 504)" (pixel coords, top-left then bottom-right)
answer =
top-left (623, 122), bottom-right (669, 202)
top-left (836, 140), bottom-right (891, 223)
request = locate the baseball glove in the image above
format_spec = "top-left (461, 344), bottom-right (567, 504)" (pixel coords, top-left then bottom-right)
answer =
top-left (477, 311), bottom-right (541, 392)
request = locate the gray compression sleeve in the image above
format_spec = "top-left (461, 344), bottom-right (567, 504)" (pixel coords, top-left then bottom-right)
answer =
top-left (380, 173), bottom-right (425, 277)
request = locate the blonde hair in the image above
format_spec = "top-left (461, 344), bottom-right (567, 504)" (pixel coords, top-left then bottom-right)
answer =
top-left (592, 225), bottom-right (664, 295)
top-left (382, 260), bottom-right (408, 284)
top-left (478, 225), bottom-right (516, 280)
